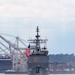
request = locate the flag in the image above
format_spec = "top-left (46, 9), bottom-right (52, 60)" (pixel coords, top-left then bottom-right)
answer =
top-left (28, 44), bottom-right (30, 48)
top-left (25, 44), bottom-right (30, 57)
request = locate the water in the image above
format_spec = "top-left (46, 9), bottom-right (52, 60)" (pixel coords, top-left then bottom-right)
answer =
top-left (0, 74), bottom-right (75, 75)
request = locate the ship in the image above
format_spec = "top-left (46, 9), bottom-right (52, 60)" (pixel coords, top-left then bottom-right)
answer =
top-left (0, 57), bottom-right (12, 73)
top-left (5, 26), bottom-right (49, 75)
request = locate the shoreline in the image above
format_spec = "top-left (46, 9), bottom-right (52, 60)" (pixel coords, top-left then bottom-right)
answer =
top-left (3, 71), bottom-right (75, 74)
top-left (49, 71), bottom-right (75, 74)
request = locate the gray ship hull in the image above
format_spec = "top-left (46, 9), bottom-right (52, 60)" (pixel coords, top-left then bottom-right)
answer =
top-left (28, 55), bottom-right (49, 75)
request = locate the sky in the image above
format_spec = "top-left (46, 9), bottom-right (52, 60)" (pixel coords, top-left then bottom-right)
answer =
top-left (0, 0), bottom-right (75, 54)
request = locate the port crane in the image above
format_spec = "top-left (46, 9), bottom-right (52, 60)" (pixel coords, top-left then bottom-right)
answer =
top-left (0, 34), bottom-right (28, 72)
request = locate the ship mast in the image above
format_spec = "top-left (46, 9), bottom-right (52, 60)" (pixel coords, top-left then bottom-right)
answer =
top-left (35, 26), bottom-right (40, 52)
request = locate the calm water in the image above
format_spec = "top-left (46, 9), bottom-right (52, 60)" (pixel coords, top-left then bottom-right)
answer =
top-left (0, 74), bottom-right (75, 75)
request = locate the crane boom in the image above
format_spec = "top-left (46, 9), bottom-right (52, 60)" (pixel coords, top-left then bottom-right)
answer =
top-left (0, 35), bottom-right (26, 50)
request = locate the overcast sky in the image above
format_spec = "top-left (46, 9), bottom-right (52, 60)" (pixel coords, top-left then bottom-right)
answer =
top-left (0, 0), bottom-right (75, 54)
